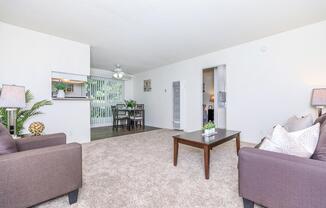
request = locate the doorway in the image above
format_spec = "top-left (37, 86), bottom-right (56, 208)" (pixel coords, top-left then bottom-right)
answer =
top-left (202, 65), bottom-right (226, 128)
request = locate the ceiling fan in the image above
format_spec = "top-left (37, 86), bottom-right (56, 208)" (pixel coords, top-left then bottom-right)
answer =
top-left (112, 64), bottom-right (133, 80)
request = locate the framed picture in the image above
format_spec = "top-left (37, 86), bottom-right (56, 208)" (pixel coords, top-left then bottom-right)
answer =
top-left (144, 79), bottom-right (152, 92)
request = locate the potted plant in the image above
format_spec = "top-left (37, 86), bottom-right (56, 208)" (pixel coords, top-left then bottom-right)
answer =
top-left (55, 82), bottom-right (66, 98)
top-left (203, 121), bottom-right (216, 136)
top-left (125, 99), bottom-right (136, 109)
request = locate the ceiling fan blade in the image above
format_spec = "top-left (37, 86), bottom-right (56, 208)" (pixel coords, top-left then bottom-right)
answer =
top-left (122, 73), bottom-right (134, 80)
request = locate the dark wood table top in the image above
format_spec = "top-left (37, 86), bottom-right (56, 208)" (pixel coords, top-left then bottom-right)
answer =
top-left (117, 108), bottom-right (144, 112)
top-left (173, 128), bottom-right (240, 146)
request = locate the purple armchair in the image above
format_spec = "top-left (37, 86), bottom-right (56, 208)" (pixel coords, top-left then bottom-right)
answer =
top-left (238, 115), bottom-right (326, 208)
top-left (0, 132), bottom-right (82, 208)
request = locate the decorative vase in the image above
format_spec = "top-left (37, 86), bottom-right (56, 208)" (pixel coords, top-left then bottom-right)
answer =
top-left (57, 90), bottom-right (65, 98)
top-left (204, 128), bottom-right (215, 136)
top-left (204, 129), bottom-right (210, 135)
top-left (204, 135), bottom-right (210, 142)
top-left (28, 122), bottom-right (45, 136)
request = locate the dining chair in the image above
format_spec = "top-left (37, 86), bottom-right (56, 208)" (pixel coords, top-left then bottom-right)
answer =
top-left (111, 105), bottom-right (129, 130)
top-left (130, 105), bottom-right (144, 129)
top-left (136, 104), bottom-right (144, 109)
top-left (111, 106), bottom-right (117, 130)
top-left (116, 104), bottom-right (126, 109)
top-left (116, 104), bottom-right (128, 120)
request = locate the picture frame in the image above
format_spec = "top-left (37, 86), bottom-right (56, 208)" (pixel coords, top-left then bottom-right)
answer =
top-left (144, 79), bottom-right (152, 92)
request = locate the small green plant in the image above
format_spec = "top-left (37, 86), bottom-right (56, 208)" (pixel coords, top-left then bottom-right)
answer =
top-left (55, 82), bottom-right (66, 91)
top-left (125, 99), bottom-right (136, 108)
top-left (203, 121), bottom-right (216, 130)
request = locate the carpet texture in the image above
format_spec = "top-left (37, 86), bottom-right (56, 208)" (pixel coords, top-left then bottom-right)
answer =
top-left (35, 129), bottom-right (253, 208)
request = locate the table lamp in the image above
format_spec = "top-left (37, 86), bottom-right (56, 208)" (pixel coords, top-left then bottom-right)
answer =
top-left (311, 88), bottom-right (326, 117)
top-left (210, 95), bottom-right (215, 103)
top-left (0, 84), bottom-right (26, 136)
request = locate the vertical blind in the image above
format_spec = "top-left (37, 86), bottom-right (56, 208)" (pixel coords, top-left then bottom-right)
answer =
top-left (89, 76), bottom-right (124, 127)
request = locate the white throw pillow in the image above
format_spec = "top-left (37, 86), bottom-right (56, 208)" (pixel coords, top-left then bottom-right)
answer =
top-left (259, 123), bottom-right (320, 158)
top-left (259, 138), bottom-right (283, 153)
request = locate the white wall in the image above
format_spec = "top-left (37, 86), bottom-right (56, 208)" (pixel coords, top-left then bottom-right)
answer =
top-left (0, 22), bottom-right (91, 143)
top-left (133, 20), bottom-right (326, 143)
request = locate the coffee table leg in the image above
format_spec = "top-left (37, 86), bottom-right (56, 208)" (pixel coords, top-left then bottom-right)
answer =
top-left (236, 134), bottom-right (240, 155)
top-left (204, 145), bottom-right (210, 179)
top-left (173, 138), bottom-right (179, 166)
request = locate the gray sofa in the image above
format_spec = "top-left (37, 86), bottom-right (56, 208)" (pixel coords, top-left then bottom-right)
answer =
top-left (0, 130), bottom-right (82, 208)
top-left (238, 114), bottom-right (326, 208)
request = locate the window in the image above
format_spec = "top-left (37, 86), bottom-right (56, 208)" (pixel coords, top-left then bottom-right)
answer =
top-left (88, 76), bottom-right (124, 127)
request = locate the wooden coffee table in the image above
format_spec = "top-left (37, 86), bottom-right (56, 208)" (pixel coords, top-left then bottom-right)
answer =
top-left (173, 128), bottom-right (240, 179)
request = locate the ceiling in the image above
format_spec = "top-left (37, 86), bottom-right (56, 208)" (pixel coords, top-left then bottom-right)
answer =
top-left (1, 0), bottom-right (326, 74)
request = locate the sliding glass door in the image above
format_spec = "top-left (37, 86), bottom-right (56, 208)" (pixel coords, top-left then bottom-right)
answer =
top-left (88, 76), bottom-right (124, 127)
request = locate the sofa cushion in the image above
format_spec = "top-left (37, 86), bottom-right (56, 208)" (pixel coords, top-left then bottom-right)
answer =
top-left (0, 123), bottom-right (17, 155)
top-left (259, 123), bottom-right (320, 158)
top-left (314, 113), bottom-right (326, 125)
top-left (312, 120), bottom-right (326, 161)
top-left (283, 114), bottom-right (313, 132)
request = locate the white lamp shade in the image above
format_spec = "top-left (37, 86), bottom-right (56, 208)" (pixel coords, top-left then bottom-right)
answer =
top-left (0, 85), bottom-right (26, 108)
top-left (311, 88), bottom-right (326, 106)
top-left (113, 71), bottom-right (125, 79)
top-left (118, 71), bottom-right (125, 78)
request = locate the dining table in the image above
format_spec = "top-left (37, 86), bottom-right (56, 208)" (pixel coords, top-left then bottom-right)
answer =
top-left (116, 108), bottom-right (145, 130)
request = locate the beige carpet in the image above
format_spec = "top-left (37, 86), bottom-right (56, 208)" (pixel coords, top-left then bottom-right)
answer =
top-left (36, 129), bottom-right (252, 208)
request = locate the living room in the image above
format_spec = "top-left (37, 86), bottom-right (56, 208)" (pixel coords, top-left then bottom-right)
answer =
top-left (1, 1), bottom-right (326, 208)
